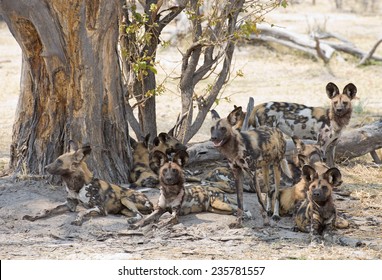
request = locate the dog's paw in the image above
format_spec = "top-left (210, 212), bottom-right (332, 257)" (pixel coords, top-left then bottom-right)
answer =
top-left (309, 236), bottom-right (323, 247)
top-left (267, 210), bottom-right (273, 217)
top-left (271, 214), bottom-right (280, 222)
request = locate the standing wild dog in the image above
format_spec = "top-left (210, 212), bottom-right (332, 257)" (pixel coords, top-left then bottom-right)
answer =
top-left (294, 166), bottom-right (341, 244)
top-left (23, 141), bottom-right (153, 225)
top-left (248, 82), bottom-right (357, 167)
top-left (130, 150), bottom-right (241, 229)
top-left (210, 116), bottom-right (292, 228)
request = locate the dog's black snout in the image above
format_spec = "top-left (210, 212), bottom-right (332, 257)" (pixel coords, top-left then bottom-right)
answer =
top-left (313, 190), bottom-right (321, 197)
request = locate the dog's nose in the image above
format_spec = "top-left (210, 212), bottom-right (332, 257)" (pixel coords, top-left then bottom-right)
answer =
top-left (312, 190), bottom-right (321, 197)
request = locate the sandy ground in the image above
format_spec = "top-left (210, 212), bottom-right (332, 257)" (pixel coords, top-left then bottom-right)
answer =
top-left (0, 1), bottom-right (382, 260)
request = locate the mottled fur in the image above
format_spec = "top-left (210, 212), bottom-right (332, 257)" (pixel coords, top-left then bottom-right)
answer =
top-left (129, 134), bottom-right (159, 188)
top-left (23, 142), bottom-right (153, 225)
top-left (130, 151), bottom-right (239, 229)
top-left (294, 167), bottom-right (341, 244)
top-left (129, 132), bottom-right (187, 188)
top-left (274, 165), bottom-right (317, 216)
top-left (210, 117), bottom-right (291, 227)
top-left (151, 132), bottom-right (187, 155)
top-left (248, 82), bottom-right (357, 167)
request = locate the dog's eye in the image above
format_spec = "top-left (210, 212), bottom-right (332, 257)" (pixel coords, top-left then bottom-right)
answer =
top-left (221, 127), bottom-right (227, 132)
top-left (334, 101), bottom-right (338, 106)
top-left (321, 185), bottom-right (328, 191)
top-left (162, 168), bottom-right (168, 173)
top-left (171, 169), bottom-right (177, 173)
top-left (311, 184), bottom-right (316, 189)
top-left (343, 102), bottom-right (348, 106)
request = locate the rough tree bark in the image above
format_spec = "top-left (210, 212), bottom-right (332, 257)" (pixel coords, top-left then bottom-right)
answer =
top-left (0, 0), bottom-right (132, 183)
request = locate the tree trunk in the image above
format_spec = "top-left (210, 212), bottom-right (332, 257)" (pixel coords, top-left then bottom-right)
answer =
top-left (1, 0), bottom-right (132, 183)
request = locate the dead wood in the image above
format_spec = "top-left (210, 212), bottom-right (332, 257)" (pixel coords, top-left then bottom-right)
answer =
top-left (358, 38), bottom-right (382, 66)
top-left (249, 25), bottom-right (382, 65)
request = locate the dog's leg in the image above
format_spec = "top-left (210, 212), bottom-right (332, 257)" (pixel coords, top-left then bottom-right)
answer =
top-left (309, 211), bottom-right (324, 245)
top-left (128, 208), bottom-right (166, 229)
top-left (231, 166), bottom-right (244, 228)
top-left (23, 198), bottom-right (78, 222)
top-left (71, 207), bottom-right (103, 226)
top-left (157, 206), bottom-right (181, 228)
top-left (209, 192), bottom-right (236, 214)
top-left (272, 163), bottom-right (281, 221)
top-left (120, 197), bottom-right (144, 223)
top-left (262, 165), bottom-right (272, 217)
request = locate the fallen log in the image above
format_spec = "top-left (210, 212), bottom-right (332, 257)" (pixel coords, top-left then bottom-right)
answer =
top-left (249, 24), bottom-right (382, 64)
top-left (187, 120), bottom-right (382, 165)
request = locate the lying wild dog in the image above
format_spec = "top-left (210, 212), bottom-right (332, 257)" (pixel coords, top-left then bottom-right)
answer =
top-left (129, 134), bottom-right (159, 188)
top-left (129, 150), bottom-right (242, 229)
top-left (272, 137), bottom-right (332, 217)
top-left (273, 165), bottom-right (317, 217)
top-left (151, 132), bottom-right (187, 155)
top-left (129, 132), bottom-right (187, 188)
top-left (210, 116), bottom-right (292, 227)
top-left (290, 136), bottom-right (349, 229)
top-left (23, 141), bottom-right (153, 225)
top-left (248, 82), bottom-right (357, 167)
top-left (294, 166), bottom-right (341, 244)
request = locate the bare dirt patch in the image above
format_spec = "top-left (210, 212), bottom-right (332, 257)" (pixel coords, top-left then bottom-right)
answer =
top-left (0, 1), bottom-right (382, 259)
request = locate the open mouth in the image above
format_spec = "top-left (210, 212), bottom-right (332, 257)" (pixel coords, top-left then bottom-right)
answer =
top-left (212, 139), bottom-right (224, 147)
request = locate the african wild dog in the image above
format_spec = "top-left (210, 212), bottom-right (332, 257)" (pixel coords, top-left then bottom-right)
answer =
top-left (151, 132), bottom-right (187, 155)
top-left (210, 116), bottom-right (292, 228)
top-left (129, 134), bottom-right (159, 188)
top-left (248, 82), bottom-right (357, 167)
top-left (23, 141), bottom-right (153, 225)
top-left (129, 132), bottom-right (187, 188)
top-left (129, 150), bottom-right (242, 229)
top-left (273, 164), bottom-right (316, 217)
top-left (294, 166), bottom-right (342, 244)
top-left (291, 136), bottom-right (349, 229)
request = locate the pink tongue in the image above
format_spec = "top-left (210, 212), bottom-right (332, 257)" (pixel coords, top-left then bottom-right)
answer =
top-left (213, 140), bottom-right (222, 147)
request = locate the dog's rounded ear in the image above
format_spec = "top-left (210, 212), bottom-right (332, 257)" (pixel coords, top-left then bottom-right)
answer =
top-left (343, 83), bottom-right (357, 100)
top-left (227, 106), bottom-right (243, 126)
top-left (143, 133), bottom-right (151, 148)
top-left (173, 150), bottom-right (189, 168)
top-left (326, 82), bottom-right (340, 99)
top-left (324, 167), bottom-right (342, 187)
top-left (210, 109), bottom-right (221, 121)
top-left (129, 136), bottom-right (138, 149)
top-left (158, 132), bottom-right (168, 143)
top-left (68, 140), bottom-right (78, 152)
top-left (152, 136), bottom-right (160, 147)
top-left (74, 145), bottom-right (92, 163)
top-left (149, 150), bottom-right (168, 174)
top-left (302, 165), bottom-right (317, 183)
